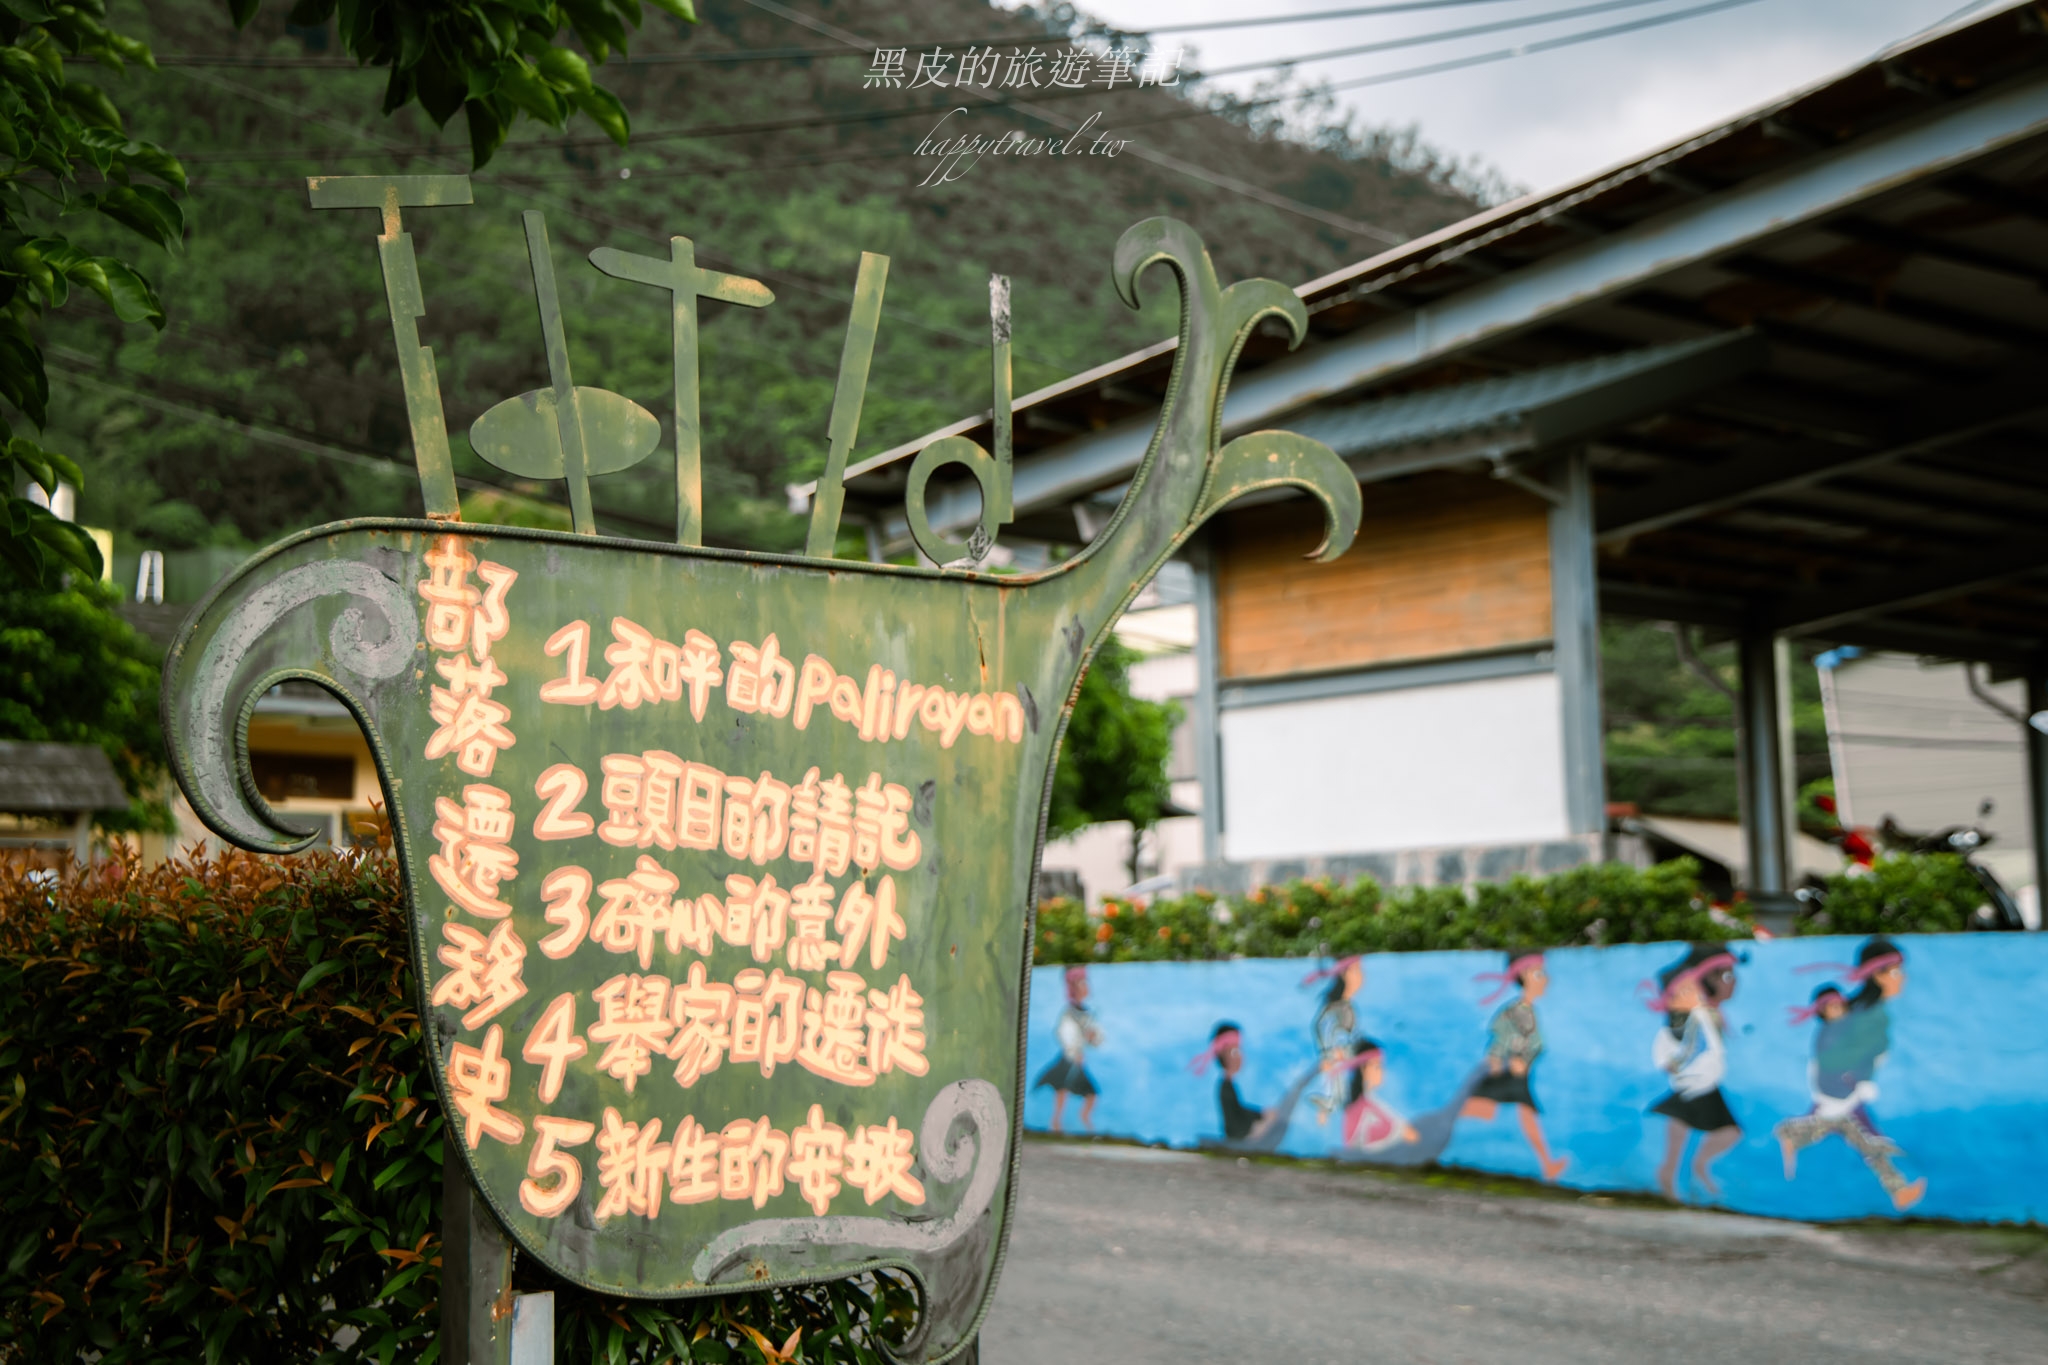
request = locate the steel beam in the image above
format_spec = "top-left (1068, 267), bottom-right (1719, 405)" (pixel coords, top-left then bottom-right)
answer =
top-left (1550, 450), bottom-right (1607, 835)
top-left (1721, 253), bottom-right (2048, 353)
top-left (1774, 537), bottom-right (2048, 635)
top-left (1736, 614), bottom-right (1796, 896)
top-left (2029, 670), bottom-right (2048, 917)
top-left (1596, 370), bottom-right (2048, 541)
top-left (878, 72), bottom-right (2048, 541)
top-left (1823, 214), bottom-right (2048, 288)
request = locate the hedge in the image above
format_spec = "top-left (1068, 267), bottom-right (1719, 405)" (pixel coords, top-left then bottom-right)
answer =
top-left (0, 844), bottom-right (913, 1364)
top-left (1030, 854), bottom-right (2002, 964)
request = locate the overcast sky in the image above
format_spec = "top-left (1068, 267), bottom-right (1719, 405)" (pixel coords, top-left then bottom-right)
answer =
top-left (1035, 0), bottom-right (2000, 196)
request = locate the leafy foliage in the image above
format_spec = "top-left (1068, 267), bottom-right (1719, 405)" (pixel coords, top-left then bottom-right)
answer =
top-left (1031, 859), bottom-right (1742, 964)
top-left (1794, 854), bottom-right (1995, 937)
top-left (1047, 638), bottom-right (1182, 840)
top-left (1, 0), bottom-right (700, 589)
top-left (0, 577), bottom-right (168, 830)
top-left (236, 0), bottom-right (698, 167)
top-left (0, 844), bottom-right (921, 1363)
top-left (1030, 850), bottom-right (2006, 964)
top-left (0, 0), bottom-right (185, 587)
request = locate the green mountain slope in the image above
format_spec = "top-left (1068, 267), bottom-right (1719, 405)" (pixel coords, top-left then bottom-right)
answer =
top-left (50, 0), bottom-right (1486, 557)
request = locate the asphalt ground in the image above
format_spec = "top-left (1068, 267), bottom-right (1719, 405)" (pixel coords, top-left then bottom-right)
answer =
top-left (977, 1137), bottom-right (2048, 1365)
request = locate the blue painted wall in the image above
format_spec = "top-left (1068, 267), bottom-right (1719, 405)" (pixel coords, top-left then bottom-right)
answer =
top-left (1023, 935), bottom-right (2048, 1223)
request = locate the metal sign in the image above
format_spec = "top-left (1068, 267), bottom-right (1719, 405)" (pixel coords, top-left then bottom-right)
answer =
top-left (162, 176), bottom-right (1359, 1362)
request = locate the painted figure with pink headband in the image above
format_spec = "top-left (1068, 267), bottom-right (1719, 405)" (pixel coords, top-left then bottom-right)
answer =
top-left (1034, 965), bottom-right (1103, 1133)
top-left (1645, 942), bottom-right (1743, 1200)
top-left (1454, 952), bottom-right (1570, 1181)
top-left (1774, 937), bottom-right (1926, 1211)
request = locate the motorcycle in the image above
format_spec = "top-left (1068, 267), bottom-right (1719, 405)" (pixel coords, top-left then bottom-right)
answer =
top-left (1793, 798), bottom-right (2027, 932)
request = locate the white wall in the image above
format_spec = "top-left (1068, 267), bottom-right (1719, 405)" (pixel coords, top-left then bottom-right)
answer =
top-left (1039, 815), bottom-right (1207, 906)
top-left (1219, 670), bottom-right (1570, 860)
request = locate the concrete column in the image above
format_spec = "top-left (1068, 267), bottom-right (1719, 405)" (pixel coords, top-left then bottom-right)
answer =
top-left (1188, 534), bottom-right (1225, 864)
top-left (1547, 450), bottom-right (1607, 834)
top-left (1736, 613), bottom-right (1796, 895)
top-left (2028, 668), bottom-right (2048, 920)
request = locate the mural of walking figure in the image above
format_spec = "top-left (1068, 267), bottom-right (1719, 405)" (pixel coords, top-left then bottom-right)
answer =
top-left (1775, 938), bottom-right (1926, 1211)
top-left (1303, 956), bottom-right (1365, 1126)
top-left (1035, 964), bottom-right (1102, 1133)
top-left (1646, 943), bottom-right (1742, 1201)
top-left (1457, 952), bottom-right (1570, 1181)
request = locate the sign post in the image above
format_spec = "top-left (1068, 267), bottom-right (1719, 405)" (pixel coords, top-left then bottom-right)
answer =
top-left (163, 185), bottom-right (1360, 1363)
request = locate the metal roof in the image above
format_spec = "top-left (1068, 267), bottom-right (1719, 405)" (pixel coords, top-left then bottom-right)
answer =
top-left (0, 741), bottom-right (129, 813)
top-left (1284, 330), bottom-right (1764, 477)
top-left (834, 1), bottom-right (2048, 667)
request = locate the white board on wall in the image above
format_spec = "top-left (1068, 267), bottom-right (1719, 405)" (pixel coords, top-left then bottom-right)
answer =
top-left (1219, 670), bottom-right (1569, 860)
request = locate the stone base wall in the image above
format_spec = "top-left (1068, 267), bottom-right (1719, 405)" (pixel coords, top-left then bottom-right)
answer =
top-left (1177, 831), bottom-right (1652, 898)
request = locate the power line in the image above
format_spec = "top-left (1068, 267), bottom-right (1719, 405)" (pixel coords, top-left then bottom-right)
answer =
top-left (162, 0), bottom-right (1767, 249)
top-left (1096, 0), bottom-right (1774, 138)
top-left (44, 350), bottom-right (680, 535)
top-left (734, 0), bottom-right (1405, 244)
top-left (1324, 0), bottom-right (1769, 92)
top-left (150, 0), bottom-right (1662, 69)
top-left (1198, 0), bottom-right (1724, 79)
top-left (143, 1), bottom-right (1525, 68)
top-left (1134, 0), bottom-right (1586, 34)
top-left (163, 0), bottom-right (1763, 168)
top-left (152, 28), bottom-right (1066, 68)
top-left (167, 68), bottom-right (1087, 370)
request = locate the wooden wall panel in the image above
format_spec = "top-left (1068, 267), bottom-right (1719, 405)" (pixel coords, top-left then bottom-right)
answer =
top-left (1215, 473), bottom-right (1552, 681)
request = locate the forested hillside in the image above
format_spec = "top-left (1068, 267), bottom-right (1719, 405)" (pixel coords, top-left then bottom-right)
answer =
top-left (49, 0), bottom-right (1489, 555)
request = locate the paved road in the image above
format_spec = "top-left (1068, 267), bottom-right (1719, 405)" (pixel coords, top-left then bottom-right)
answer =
top-left (978, 1139), bottom-right (2048, 1364)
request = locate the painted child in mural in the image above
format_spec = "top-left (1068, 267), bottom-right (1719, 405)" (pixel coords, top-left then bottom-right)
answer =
top-left (1190, 1022), bottom-right (1265, 1142)
top-left (1645, 943), bottom-right (1742, 1201)
top-left (1774, 939), bottom-right (1926, 1211)
top-left (1034, 964), bottom-right (1103, 1133)
top-left (1455, 952), bottom-right (1570, 1181)
top-left (1304, 956), bottom-right (1366, 1126)
top-left (1335, 1037), bottom-right (1418, 1154)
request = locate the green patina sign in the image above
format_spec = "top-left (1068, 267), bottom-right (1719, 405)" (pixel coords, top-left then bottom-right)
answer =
top-left (162, 177), bottom-right (1359, 1362)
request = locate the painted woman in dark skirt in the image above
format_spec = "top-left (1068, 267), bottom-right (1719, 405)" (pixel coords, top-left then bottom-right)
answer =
top-left (1645, 943), bottom-right (1741, 1200)
top-left (1035, 965), bottom-right (1102, 1133)
top-left (1456, 952), bottom-right (1569, 1181)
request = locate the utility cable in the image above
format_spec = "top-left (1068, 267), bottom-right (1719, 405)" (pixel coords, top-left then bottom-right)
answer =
top-left (1195, 0), bottom-right (1726, 79)
top-left (167, 68), bottom-right (1088, 371)
top-left (45, 351), bottom-right (681, 535)
top-left (1078, 0), bottom-right (1774, 138)
top-left (149, 0), bottom-right (1653, 67)
top-left (735, 0), bottom-right (1404, 244)
top-left (164, 0), bottom-right (1769, 169)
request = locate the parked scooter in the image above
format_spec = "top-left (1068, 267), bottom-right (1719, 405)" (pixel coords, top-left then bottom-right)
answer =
top-left (1796, 798), bottom-right (2026, 931)
top-left (1873, 808), bottom-right (2027, 931)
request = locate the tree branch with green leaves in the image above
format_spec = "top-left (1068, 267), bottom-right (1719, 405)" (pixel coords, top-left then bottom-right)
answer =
top-left (0, 0), bottom-right (695, 590)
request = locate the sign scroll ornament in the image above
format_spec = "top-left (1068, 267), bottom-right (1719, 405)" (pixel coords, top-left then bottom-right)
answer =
top-left (162, 174), bottom-right (1360, 1362)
